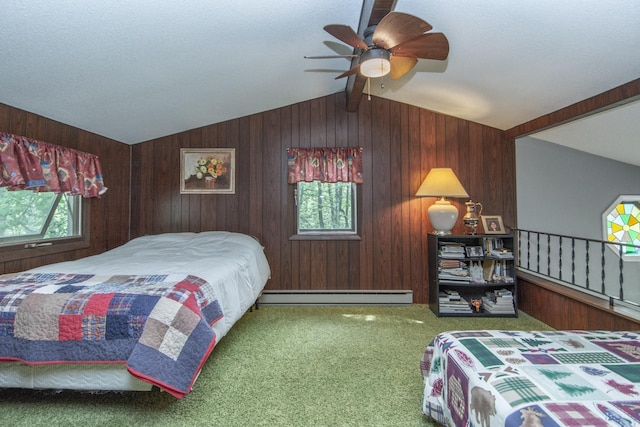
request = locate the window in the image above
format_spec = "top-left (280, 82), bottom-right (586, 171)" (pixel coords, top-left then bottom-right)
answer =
top-left (602, 195), bottom-right (640, 261)
top-left (0, 188), bottom-right (88, 260)
top-left (286, 147), bottom-right (363, 240)
top-left (295, 181), bottom-right (358, 237)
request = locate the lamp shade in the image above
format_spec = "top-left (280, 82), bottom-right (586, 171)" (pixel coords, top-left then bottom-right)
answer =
top-left (415, 168), bottom-right (469, 198)
top-left (359, 48), bottom-right (391, 78)
top-left (416, 168), bottom-right (469, 234)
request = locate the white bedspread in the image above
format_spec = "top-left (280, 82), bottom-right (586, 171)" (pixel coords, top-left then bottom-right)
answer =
top-left (29, 231), bottom-right (271, 342)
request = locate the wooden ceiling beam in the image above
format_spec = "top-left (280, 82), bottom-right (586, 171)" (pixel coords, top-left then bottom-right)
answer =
top-left (505, 78), bottom-right (640, 139)
top-left (345, 0), bottom-right (396, 111)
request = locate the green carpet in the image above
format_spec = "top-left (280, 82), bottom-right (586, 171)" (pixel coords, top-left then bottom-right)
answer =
top-left (0, 305), bottom-right (552, 426)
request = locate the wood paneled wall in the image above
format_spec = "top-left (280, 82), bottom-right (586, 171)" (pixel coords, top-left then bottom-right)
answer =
top-left (131, 93), bottom-right (515, 303)
top-left (0, 103), bottom-right (131, 274)
top-left (518, 273), bottom-right (640, 330)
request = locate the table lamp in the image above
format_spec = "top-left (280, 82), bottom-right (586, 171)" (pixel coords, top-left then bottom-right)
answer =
top-left (416, 168), bottom-right (469, 234)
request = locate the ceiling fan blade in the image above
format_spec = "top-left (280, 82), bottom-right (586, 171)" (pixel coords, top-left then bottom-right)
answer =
top-left (390, 33), bottom-right (449, 60)
top-left (372, 12), bottom-right (432, 50)
top-left (335, 65), bottom-right (360, 79)
top-left (304, 55), bottom-right (359, 59)
top-left (324, 24), bottom-right (368, 50)
top-left (389, 56), bottom-right (418, 80)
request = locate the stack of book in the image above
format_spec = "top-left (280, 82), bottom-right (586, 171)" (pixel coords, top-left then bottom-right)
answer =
top-left (491, 247), bottom-right (514, 259)
top-left (439, 290), bottom-right (471, 314)
top-left (438, 259), bottom-right (472, 283)
top-left (439, 243), bottom-right (471, 282)
top-left (439, 242), bottom-right (466, 259)
top-left (481, 289), bottom-right (515, 314)
top-left (485, 238), bottom-right (514, 259)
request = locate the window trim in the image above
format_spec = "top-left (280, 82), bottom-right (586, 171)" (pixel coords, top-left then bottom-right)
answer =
top-left (0, 197), bottom-right (90, 262)
top-left (602, 194), bottom-right (640, 262)
top-left (290, 182), bottom-right (362, 241)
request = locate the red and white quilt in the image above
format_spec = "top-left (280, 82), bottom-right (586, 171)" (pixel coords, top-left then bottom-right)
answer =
top-left (0, 272), bottom-right (223, 398)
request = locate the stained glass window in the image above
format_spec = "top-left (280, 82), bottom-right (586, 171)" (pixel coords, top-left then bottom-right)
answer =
top-left (603, 196), bottom-right (640, 260)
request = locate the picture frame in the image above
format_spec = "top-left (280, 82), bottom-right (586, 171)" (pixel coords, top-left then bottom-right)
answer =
top-left (481, 215), bottom-right (506, 234)
top-left (465, 246), bottom-right (484, 257)
top-left (180, 148), bottom-right (235, 194)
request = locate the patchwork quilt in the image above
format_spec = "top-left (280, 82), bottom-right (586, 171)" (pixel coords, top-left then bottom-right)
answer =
top-left (0, 272), bottom-right (223, 398)
top-left (421, 330), bottom-right (640, 427)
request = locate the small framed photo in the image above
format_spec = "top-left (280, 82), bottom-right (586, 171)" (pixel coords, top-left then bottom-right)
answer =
top-left (482, 215), bottom-right (506, 234)
top-left (180, 148), bottom-right (235, 194)
top-left (465, 246), bottom-right (484, 257)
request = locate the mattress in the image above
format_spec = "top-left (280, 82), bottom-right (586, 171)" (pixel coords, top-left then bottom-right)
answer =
top-left (0, 231), bottom-right (270, 393)
top-left (0, 362), bottom-right (151, 391)
top-left (421, 330), bottom-right (640, 426)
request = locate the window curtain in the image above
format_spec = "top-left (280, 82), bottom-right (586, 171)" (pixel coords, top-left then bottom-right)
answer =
top-left (287, 147), bottom-right (363, 184)
top-left (0, 132), bottom-right (107, 197)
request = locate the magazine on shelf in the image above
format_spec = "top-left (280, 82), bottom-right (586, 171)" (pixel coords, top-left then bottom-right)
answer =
top-left (439, 290), bottom-right (461, 300)
top-left (439, 290), bottom-right (471, 313)
top-left (440, 242), bottom-right (465, 251)
top-left (495, 288), bottom-right (513, 297)
top-left (482, 288), bottom-right (515, 314)
top-left (491, 248), bottom-right (514, 259)
top-left (441, 307), bottom-right (473, 314)
top-left (440, 252), bottom-right (466, 259)
top-left (439, 242), bottom-right (466, 259)
top-left (482, 300), bottom-right (514, 313)
top-left (438, 273), bottom-right (472, 282)
top-left (439, 259), bottom-right (465, 268)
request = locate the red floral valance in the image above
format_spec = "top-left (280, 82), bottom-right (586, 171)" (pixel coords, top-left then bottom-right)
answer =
top-left (287, 147), bottom-right (364, 184)
top-left (0, 132), bottom-right (107, 198)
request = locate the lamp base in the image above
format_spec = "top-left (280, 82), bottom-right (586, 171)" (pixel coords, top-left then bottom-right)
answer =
top-left (431, 229), bottom-right (453, 236)
top-left (428, 198), bottom-right (459, 235)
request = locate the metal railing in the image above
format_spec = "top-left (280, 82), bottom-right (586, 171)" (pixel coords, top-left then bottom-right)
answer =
top-left (515, 229), bottom-right (640, 310)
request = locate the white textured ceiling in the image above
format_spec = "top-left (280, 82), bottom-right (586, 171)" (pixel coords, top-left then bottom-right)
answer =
top-left (2, 0), bottom-right (640, 165)
top-left (530, 100), bottom-right (640, 168)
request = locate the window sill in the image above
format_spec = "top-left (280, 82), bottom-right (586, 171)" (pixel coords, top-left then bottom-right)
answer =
top-left (290, 234), bottom-right (362, 241)
top-left (0, 237), bottom-right (90, 263)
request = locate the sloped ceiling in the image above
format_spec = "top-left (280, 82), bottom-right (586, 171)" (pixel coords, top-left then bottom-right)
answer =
top-left (1, 1), bottom-right (640, 166)
top-left (529, 100), bottom-right (640, 167)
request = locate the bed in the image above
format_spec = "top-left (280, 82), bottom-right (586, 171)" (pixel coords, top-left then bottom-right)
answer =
top-left (0, 231), bottom-right (270, 398)
top-left (421, 330), bottom-right (640, 426)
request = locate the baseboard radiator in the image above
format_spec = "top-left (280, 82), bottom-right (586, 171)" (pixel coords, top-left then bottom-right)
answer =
top-left (258, 290), bottom-right (413, 306)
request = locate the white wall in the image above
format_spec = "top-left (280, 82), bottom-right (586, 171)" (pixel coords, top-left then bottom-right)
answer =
top-left (516, 137), bottom-right (640, 239)
top-left (516, 137), bottom-right (640, 304)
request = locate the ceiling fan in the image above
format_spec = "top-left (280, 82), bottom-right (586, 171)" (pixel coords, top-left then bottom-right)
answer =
top-left (305, 11), bottom-right (449, 80)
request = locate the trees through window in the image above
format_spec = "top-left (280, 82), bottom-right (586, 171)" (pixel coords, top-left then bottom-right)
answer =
top-left (0, 188), bottom-right (83, 247)
top-left (296, 181), bottom-right (357, 235)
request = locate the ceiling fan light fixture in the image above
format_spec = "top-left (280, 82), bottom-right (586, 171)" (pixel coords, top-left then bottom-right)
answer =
top-left (359, 48), bottom-right (391, 78)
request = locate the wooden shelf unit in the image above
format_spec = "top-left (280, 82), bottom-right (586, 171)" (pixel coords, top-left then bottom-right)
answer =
top-left (428, 233), bottom-right (518, 317)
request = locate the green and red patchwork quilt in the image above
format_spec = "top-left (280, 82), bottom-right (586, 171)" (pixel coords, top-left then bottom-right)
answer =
top-left (0, 272), bottom-right (223, 398)
top-left (422, 330), bottom-right (640, 426)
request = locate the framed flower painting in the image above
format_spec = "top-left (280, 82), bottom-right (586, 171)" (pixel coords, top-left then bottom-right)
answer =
top-left (180, 148), bottom-right (235, 194)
